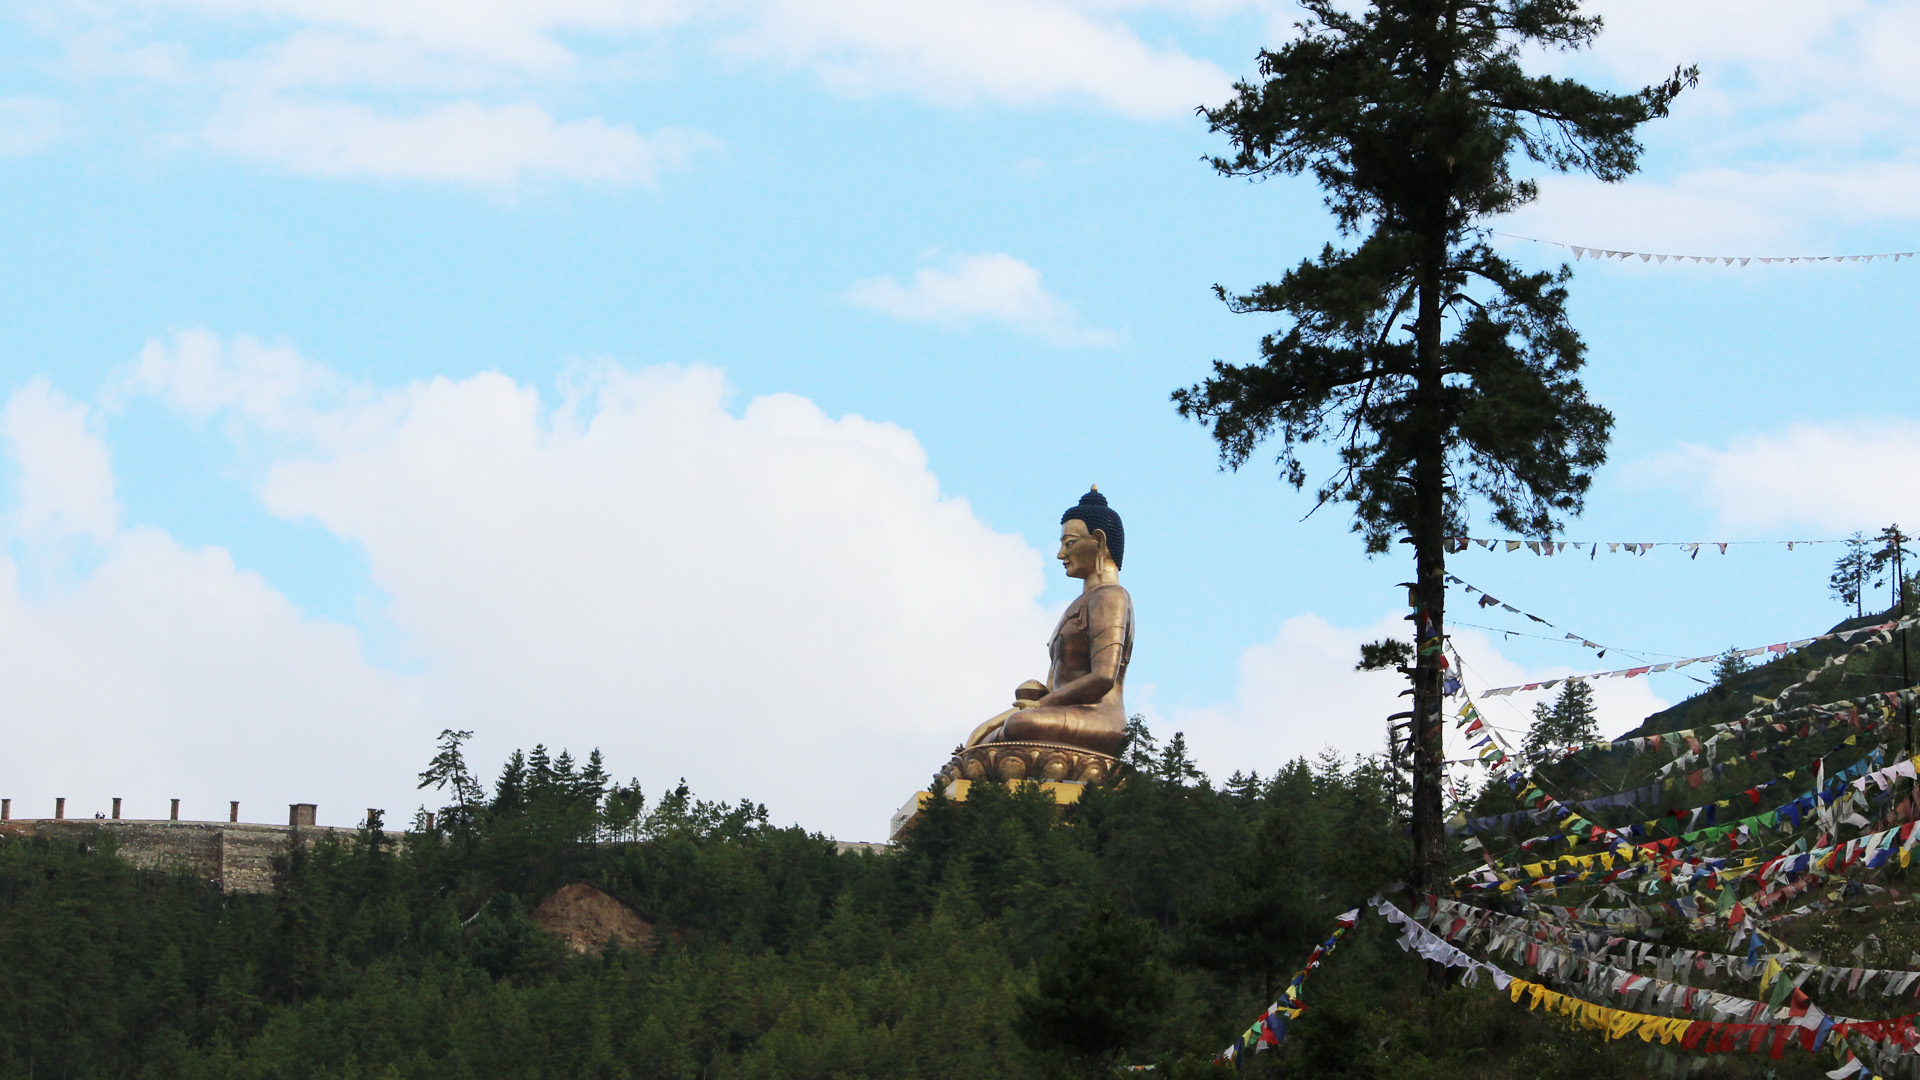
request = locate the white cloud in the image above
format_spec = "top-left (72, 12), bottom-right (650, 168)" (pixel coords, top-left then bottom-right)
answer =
top-left (96, 333), bottom-right (1060, 838)
top-left (1508, 164), bottom-right (1920, 256)
top-left (24, 0), bottom-right (1248, 189)
top-left (0, 95), bottom-right (61, 156)
top-left (1172, 612), bottom-right (1668, 785)
top-left (190, 0), bottom-right (1236, 114)
top-left (1504, 1), bottom-right (1920, 249)
top-left (0, 385), bottom-right (415, 826)
top-left (232, 30), bottom-right (512, 94)
top-left (848, 252), bottom-right (1115, 345)
top-left (204, 96), bottom-right (713, 186)
top-left (126, 329), bottom-right (358, 435)
top-left (2, 380), bottom-right (118, 544)
top-left (731, 0), bottom-right (1232, 117)
top-left (1645, 421), bottom-right (1920, 532)
top-left (159, 0), bottom-right (696, 74)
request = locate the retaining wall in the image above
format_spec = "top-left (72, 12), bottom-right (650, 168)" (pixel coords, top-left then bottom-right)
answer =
top-left (0, 819), bottom-right (379, 894)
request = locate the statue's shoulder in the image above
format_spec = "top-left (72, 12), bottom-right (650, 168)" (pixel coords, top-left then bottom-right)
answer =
top-left (1085, 582), bottom-right (1132, 617)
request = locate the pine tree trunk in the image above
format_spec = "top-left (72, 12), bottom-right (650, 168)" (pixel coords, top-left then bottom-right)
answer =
top-left (1407, 0), bottom-right (1456, 946)
top-left (1405, 223), bottom-right (1452, 993)
top-left (1408, 273), bottom-right (1448, 902)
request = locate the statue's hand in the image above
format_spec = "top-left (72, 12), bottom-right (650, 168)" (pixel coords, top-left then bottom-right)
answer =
top-left (1010, 679), bottom-right (1048, 709)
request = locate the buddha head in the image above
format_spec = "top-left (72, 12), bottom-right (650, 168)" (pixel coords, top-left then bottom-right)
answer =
top-left (1058, 488), bottom-right (1123, 579)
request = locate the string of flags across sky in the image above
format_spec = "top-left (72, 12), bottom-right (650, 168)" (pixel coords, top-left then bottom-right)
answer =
top-left (1494, 232), bottom-right (1918, 267)
top-left (1475, 617), bottom-right (1917, 697)
top-left (1446, 573), bottom-right (1626, 659)
top-left (1449, 536), bottom-right (1843, 557)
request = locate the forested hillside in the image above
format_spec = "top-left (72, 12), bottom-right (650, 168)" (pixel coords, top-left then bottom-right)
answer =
top-left (0, 726), bottom-right (1562, 1079)
top-left (9, 599), bottom-right (1920, 1080)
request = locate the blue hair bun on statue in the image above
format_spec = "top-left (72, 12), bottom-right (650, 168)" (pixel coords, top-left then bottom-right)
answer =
top-left (1061, 488), bottom-right (1124, 570)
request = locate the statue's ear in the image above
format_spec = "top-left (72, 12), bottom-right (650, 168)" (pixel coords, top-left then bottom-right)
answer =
top-left (1090, 527), bottom-right (1108, 553)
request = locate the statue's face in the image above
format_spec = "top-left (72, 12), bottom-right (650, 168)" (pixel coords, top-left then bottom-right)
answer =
top-left (1057, 518), bottom-right (1106, 579)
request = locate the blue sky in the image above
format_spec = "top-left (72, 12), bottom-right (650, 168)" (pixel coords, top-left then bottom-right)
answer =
top-left (1, 0), bottom-right (1917, 839)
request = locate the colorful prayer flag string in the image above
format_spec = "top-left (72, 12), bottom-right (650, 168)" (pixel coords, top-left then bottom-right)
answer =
top-left (1475, 619), bottom-right (1918, 697)
top-left (1378, 898), bottom-right (1869, 1064)
top-left (1446, 573), bottom-right (1626, 659)
top-left (1492, 232), bottom-right (1919, 267)
top-left (1212, 898), bottom-right (1920, 1073)
top-left (1447, 535), bottom-right (1843, 556)
top-left (1463, 683), bottom-right (1915, 773)
top-left (1216, 906), bottom-right (1361, 1064)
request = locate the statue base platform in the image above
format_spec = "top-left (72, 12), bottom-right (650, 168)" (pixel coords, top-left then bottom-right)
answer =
top-left (939, 740), bottom-right (1119, 785)
top-left (888, 778), bottom-right (1088, 843)
top-left (886, 742), bottom-right (1122, 842)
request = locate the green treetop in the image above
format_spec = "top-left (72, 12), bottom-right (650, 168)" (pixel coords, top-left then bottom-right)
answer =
top-left (1523, 678), bottom-right (1598, 764)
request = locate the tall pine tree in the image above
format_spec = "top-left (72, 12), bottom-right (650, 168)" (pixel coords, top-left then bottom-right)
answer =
top-left (1174, 0), bottom-right (1691, 891)
top-left (1831, 532), bottom-right (1872, 618)
top-left (1871, 525), bottom-right (1912, 614)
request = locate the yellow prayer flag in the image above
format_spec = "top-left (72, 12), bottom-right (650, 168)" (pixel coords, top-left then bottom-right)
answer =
top-left (1759, 958), bottom-right (1782, 999)
top-left (1608, 1009), bottom-right (1638, 1040)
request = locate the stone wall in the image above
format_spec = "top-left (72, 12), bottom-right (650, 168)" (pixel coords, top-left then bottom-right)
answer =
top-left (0, 820), bottom-right (895, 894)
top-left (0, 819), bottom-right (386, 894)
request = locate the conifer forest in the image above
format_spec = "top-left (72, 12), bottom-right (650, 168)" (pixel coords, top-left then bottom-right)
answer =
top-left (4, 605), bottom-right (1920, 1079)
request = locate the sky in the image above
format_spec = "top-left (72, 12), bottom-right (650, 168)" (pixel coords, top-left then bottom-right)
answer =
top-left (1, 0), bottom-right (1918, 840)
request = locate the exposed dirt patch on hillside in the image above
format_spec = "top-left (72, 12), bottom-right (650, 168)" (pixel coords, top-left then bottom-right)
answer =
top-left (531, 883), bottom-right (654, 955)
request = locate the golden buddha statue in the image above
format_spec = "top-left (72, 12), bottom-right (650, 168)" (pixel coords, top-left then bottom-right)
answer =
top-left (944, 488), bottom-right (1134, 786)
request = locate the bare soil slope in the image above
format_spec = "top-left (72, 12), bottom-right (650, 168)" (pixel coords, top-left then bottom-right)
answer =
top-left (531, 883), bottom-right (654, 955)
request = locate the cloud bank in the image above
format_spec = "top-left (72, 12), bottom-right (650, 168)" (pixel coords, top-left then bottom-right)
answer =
top-left (38, 0), bottom-right (1243, 185)
top-left (5, 333), bottom-right (1064, 838)
top-left (1649, 421), bottom-right (1920, 533)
